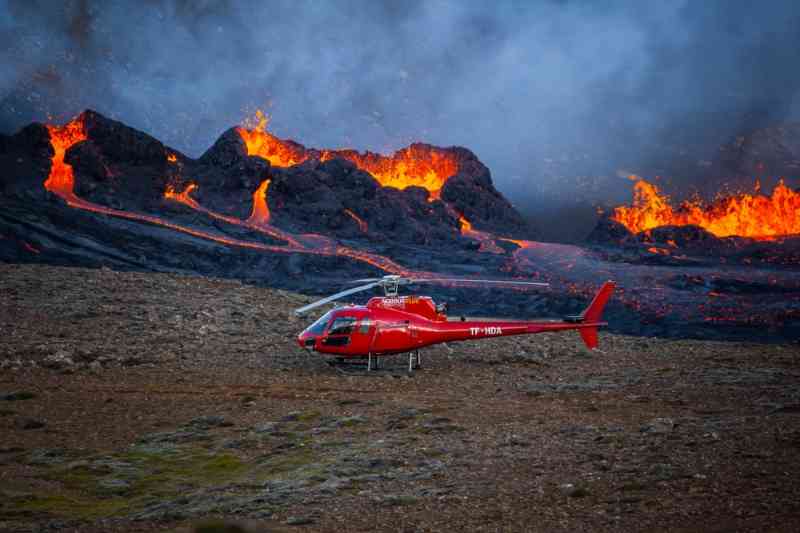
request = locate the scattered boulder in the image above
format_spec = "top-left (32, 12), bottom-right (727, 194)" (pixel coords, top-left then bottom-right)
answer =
top-left (41, 350), bottom-right (75, 370)
top-left (285, 516), bottom-right (315, 526)
top-left (1, 391), bottom-right (37, 401)
top-left (15, 416), bottom-right (46, 430)
top-left (640, 417), bottom-right (676, 434)
top-left (186, 415), bottom-right (233, 429)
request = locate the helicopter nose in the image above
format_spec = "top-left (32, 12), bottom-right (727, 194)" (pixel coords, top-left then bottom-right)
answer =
top-left (297, 334), bottom-right (316, 350)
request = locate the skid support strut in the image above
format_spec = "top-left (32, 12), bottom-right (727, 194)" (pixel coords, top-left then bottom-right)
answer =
top-left (407, 350), bottom-right (422, 373)
top-left (367, 353), bottom-right (380, 371)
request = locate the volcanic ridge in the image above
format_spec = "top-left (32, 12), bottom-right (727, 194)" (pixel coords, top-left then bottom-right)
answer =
top-left (1, 110), bottom-right (799, 341)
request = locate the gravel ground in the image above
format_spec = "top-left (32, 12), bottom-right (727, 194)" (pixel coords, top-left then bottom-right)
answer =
top-left (1, 264), bottom-right (799, 532)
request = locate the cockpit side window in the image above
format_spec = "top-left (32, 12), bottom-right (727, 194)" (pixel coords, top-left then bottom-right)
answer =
top-left (359, 319), bottom-right (372, 334)
top-left (328, 316), bottom-right (357, 336)
top-left (306, 311), bottom-right (333, 336)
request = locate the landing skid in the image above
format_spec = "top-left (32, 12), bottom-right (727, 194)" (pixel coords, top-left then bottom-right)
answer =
top-left (325, 351), bottom-right (422, 374)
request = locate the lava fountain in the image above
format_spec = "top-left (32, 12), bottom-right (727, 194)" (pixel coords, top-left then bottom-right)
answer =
top-left (236, 110), bottom-right (309, 167)
top-left (320, 145), bottom-right (459, 201)
top-left (44, 119), bottom-right (88, 202)
top-left (611, 178), bottom-right (800, 239)
top-left (237, 110), bottom-right (460, 201)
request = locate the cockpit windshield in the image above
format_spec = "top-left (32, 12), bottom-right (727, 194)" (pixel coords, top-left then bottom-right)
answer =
top-left (328, 316), bottom-right (357, 335)
top-left (305, 311), bottom-right (333, 336)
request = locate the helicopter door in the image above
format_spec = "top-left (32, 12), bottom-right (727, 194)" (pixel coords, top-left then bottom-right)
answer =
top-left (322, 316), bottom-right (357, 348)
top-left (370, 321), bottom-right (411, 353)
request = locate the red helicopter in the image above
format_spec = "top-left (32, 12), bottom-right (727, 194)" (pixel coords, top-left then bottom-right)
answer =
top-left (296, 275), bottom-right (616, 372)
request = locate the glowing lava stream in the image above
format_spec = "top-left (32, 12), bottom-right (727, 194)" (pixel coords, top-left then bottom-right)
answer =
top-left (44, 117), bottom-right (548, 290)
top-left (237, 110), bottom-right (460, 201)
top-left (344, 209), bottom-right (368, 233)
top-left (611, 178), bottom-right (800, 239)
top-left (164, 181), bottom-right (423, 276)
top-left (164, 181), bottom-right (303, 248)
top-left (44, 118), bottom-right (419, 276)
top-left (453, 210), bottom-right (504, 254)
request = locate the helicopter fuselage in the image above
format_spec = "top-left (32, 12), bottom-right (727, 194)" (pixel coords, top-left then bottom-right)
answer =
top-left (297, 284), bottom-right (614, 357)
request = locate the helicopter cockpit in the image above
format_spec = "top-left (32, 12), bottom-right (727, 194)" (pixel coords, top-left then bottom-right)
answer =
top-left (297, 309), bottom-right (373, 351)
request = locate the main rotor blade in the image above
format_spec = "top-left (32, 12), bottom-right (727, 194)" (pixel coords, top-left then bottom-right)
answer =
top-left (347, 278), bottom-right (383, 284)
top-left (294, 282), bottom-right (379, 316)
top-left (410, 278), bottom-right (549, 287)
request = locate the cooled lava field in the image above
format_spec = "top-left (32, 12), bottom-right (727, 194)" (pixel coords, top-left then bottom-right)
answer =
top-left (1, 264), bottom-right (800, 532)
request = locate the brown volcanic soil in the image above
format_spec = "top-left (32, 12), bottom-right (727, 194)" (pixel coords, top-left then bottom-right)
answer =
top-left (1, 264), bottom-right (799, 533)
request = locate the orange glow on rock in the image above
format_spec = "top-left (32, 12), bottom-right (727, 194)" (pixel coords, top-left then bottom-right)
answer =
top-left (611, 178), bottom-right (800, 239)
top-left (458, 215), bottom-right (472, 233)
top-left (236, 110), bottom-right (309, 167)
top-left (39, 117), bottom-right (430, 278)
top-left (458, 213), bottom-right (503, 254)
top-left (44, 119), bottom-right (88, 200)
top-left (344, 208), bottom-right (368, 233)
top-left (247, 179), bottom-right (271, 225)
top-left (237, 110), bottom-right (460, 200)
top-left (321, 145), bottom-right (459, 201)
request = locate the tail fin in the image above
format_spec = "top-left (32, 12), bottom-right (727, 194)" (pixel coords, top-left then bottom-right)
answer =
top-left (577, 281), bottom-right (615, 350)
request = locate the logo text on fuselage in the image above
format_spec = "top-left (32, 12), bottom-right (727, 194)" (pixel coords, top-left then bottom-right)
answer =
top-left (470, 326), bottom-right (503, 336)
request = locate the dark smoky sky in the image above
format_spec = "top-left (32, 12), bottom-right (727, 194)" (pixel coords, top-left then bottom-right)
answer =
top-left (2, 0), bottom-right (800, 207)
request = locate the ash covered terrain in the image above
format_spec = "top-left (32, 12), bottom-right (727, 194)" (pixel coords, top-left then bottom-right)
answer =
top-left (0, 111), bottom-right (798, 342)
top-left (1, 264), bottom-right (799, 532)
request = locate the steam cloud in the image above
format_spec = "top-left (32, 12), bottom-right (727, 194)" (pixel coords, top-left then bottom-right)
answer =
top-left (2, 0), bottom-right (799, 227)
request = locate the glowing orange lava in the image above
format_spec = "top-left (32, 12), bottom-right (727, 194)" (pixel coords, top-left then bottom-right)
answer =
top-left (321, 145), bottom-right (459, 200)
top-left (611, 178), bottom-right (800, 239)
top-left (236, 110), bottom-right (309, 167)
top-left (247, 179), bottom-right (271, 225)
top-left (165, 181), bottom-right (299, 246)
top-left (458, 215), bottom-right (473, 233)
top-left (458, 213), bottom-right (503, 254)
top-left (237, 110), bottom-right (460, 200)
top-left (344, 208), bottom-right (368, 233)
top-left (499, 238), bottom-right (533, 249)
top-left (40, 123), bottom-right (404, 274)
top-left (39, 117), bottom-right (507, 284)
top-left (44, 119), bottom-right (88, 201)
top-left (161, 179), bottom-right (421, 275)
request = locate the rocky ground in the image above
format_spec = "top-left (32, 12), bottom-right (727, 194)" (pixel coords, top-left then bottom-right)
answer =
top-left (1, 264), bottom-right (800, 532)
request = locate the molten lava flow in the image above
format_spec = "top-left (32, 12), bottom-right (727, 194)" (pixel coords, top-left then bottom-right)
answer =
top-left (457, 213), bottom-right (503, 254)
top-left (44, 119), bottom-right (88, 202)
top-left (165, 181), bottom-right (300, 246)
top-left (161, 180), bottom-right (421, 275)
top-left (344, 209), bottom-right (368, 233)
top-left (247, 179), bottom-right (271, 225)
top-left (237, 110), bottom-right (460, 200)
top-left (236, 110), bottom-right (309, 167)
top-left (321, 145), bottom-right (459, 201)
top-left (41, 117), bottom-right (519, 285)
top-left (167, 153), bottom-right (178, 163)
top-left (611, 178), bottom-right (800, 239)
